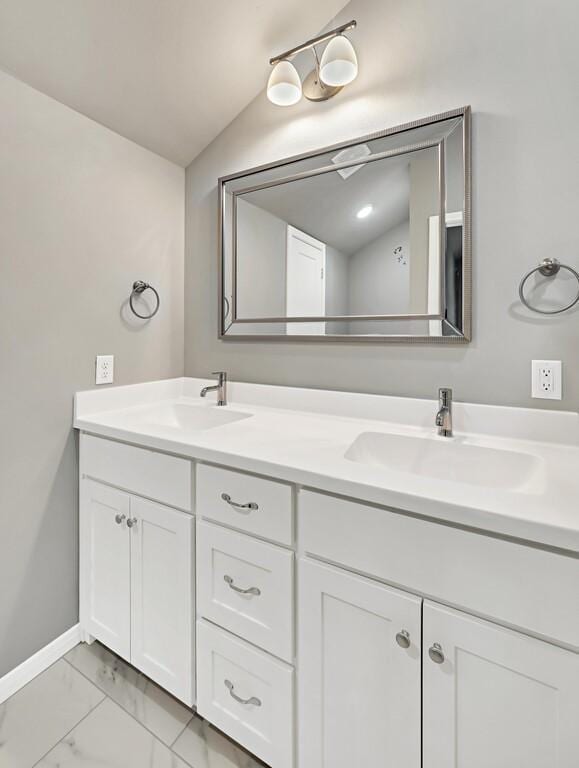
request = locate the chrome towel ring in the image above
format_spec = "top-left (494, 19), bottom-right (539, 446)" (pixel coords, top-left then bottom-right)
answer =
top-left (129, 280), bottom-right (160, 319)
top-left (518, 258), bottom-right (579, 315)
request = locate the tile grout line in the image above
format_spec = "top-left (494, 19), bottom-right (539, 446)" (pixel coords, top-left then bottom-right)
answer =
top-left (63, 655), bottom-right (195, 756)
top-left (60, 655), bottom-right (261, 768)
top-left (30, 693), bottom-right (107, 768)
top-left (170, 718), bottom-right (194, 749)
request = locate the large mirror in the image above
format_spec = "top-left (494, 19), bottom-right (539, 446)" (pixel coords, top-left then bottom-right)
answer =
top-left (219, 107), bottom-right (471, 342)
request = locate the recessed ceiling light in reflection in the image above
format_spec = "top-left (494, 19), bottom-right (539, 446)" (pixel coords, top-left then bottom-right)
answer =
top-left (356, 204), bottom-right (373, 219)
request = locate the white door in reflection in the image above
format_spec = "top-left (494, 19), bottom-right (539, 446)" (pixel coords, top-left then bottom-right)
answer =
top-left (286, 225), bottom-right (326, 335)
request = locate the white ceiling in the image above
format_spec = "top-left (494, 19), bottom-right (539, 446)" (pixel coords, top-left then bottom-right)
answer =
top-left (245, 153), bottom-right (413, 255)
top-left (0, 0), bottom-right (348, 166)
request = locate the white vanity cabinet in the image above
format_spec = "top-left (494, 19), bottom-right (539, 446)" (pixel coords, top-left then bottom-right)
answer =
top-left (298, 560), bottom-right (579, 768)
top-left (79, 436), bottom-right (194, 706)
top-left (298, 490), bottom-right (579, 768)
top-left (78, 429), bottom-right (579, 768)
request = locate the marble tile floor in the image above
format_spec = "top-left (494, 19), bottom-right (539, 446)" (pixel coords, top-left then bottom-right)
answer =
top-left (0, 641), bottom-right (266, 768)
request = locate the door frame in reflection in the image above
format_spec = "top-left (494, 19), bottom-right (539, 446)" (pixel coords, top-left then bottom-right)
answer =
top-left (428, 211), bottom-right (463, 336)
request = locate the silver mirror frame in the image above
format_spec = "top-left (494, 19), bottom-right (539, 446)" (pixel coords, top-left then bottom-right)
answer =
top-left (218, 106), bottom-right (471, 344)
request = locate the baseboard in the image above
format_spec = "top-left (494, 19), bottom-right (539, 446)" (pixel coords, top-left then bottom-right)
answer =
top-left (0, 623), bottom-right (82, 704)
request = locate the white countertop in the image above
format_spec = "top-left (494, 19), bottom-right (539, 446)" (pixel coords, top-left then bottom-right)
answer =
top-left (74, 377), bottom-right (579, 553)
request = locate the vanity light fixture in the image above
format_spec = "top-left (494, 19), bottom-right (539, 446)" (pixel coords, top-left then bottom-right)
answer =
top-left (356, 204), bottom-right (373, 219)
top-left (267, 20), bottom-right (357, 105)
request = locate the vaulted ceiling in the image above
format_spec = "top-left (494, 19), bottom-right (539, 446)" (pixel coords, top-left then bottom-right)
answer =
top-left (0, 0), bottom-right (348, 166)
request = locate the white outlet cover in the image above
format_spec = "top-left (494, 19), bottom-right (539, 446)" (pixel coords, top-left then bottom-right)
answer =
top-left (531, 359), bottom-right (562, 400)
top-left (95, 354), bottom-right (114, 385)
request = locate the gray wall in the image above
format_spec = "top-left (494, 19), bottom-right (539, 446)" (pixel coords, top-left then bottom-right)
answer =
top-left (409, 148), bottom-right (439, 313)
top-left (348, 220), bottom-right (410, 334)
top-left (0, 70), bottom-right (185, 677)
top-left (184, 0), bottom-right (579, 411)
top-left (237, 198), bottom-right (286, 319)
top-left (325, 244), bottom-right (350, 334)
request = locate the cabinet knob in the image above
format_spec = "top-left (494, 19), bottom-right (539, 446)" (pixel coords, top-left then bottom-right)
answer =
top-left (428, 643), bottom-right (445, 664)
top-left (114, 514), bottom-right (126, 525)
top-left (126, 517), bottom-right (138, 528)
top-left (395, 629), bottom-right (411, 649)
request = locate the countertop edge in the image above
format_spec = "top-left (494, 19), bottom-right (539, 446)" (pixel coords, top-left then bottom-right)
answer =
top-left (74, 418), bottom-right (579, 556)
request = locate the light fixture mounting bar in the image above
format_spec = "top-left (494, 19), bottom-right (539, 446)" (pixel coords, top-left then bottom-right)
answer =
top-left (269, 20), bottom-right (357, 66)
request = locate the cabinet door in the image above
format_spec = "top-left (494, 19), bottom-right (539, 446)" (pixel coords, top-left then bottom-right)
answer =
top-left (298, 558), bottom-right (422, 768)
top-left (81, 480), bottom-right (131, 660)
top-left (130, 496), bottom-right (194, 705)
top-left (423, 602), bottom-right (579, 768)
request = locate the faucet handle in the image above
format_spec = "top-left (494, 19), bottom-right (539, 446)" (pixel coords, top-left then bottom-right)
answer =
top-left (438, 386), bottom-right (452, 403)
top-left (212, 371), bottom-right (227, 377)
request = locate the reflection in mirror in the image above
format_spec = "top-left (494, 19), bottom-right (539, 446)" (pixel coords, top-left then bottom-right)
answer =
top-left (220, 107), bottom-right (470, 342)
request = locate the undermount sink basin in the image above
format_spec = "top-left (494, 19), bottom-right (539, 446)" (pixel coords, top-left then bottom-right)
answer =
top-left (345, 431), bottom-right (540, 490)
top-left (114, 402), bottom-right (251, 433)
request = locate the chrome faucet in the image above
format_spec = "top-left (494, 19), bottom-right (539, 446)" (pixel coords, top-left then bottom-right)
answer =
top-left (200, 371), bottom-right (227, 406)
top-left (435, 387), bottom-right (453, 437)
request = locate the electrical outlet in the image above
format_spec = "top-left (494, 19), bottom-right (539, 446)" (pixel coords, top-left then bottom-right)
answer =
top-left (531, 360), bottom-right (562, 400)
top-left (95, 355), bottom-right (114, 385)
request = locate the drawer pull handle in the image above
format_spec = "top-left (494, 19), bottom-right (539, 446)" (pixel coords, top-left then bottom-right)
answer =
top-left (395, 629), bottom-right (411, 649)
top-left (221, 493), bottom-right (258, 512)
top-left (224, 575), bottom-right (261, 596)
top-left (428, 643), bottom-right (445, 664)
top-left (114, 514), bottom-right (126, 525)
top-left (126, 517), bottom-right (138, 528)
top-left (224, 679), bottom-right (262, 707)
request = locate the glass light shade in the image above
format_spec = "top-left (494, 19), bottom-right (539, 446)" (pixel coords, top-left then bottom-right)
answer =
top-left (267, 60), bottom-right (302, 106)
top-left (319, 34), bottom-right (358, 87)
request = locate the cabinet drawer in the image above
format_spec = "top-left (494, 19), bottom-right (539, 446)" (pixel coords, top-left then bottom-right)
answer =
top-left (197, 620), bottom-right (294, 768)
top-left (197, 521), bottom-right (294, 661)
top-left (300, 490), bottom-right (579, 650)
top-left (80, 434), bottom-right (192, 511)
top-left (196, 464), bottom-right (293, 545)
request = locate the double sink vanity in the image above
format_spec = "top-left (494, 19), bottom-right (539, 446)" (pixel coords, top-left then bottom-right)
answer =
top-left (74, 375), bottom-right (579, 768)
